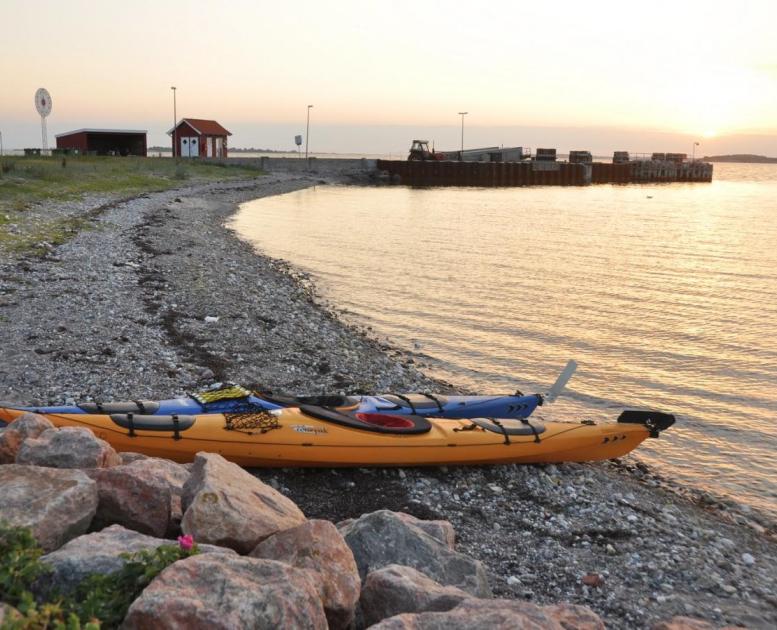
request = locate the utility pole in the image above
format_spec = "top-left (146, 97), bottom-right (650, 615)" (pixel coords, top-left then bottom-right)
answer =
top-left (458, 112), bottom-right (468, 160)
top-left (305, 104), bottom-right (313, 165)
top-left (171, 87), bottom-right (177, 158)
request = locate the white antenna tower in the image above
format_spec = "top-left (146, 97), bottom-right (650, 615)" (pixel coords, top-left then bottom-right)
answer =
top-left (34, 88), bottom-right (52, 153)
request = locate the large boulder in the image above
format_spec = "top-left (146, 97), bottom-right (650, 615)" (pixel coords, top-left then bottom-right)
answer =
top-left (122, 553), bottom-right (327, 629)
top-left (250, 519), bottom-right (360, 629)
top-left (359, 564), bottom-right (469, 627)
top-left (0, 413), bottom-right (55, 463)
top-left (368, 598), bottom-right (604, 629)
top-left (37, 524), bottom-right (235, 597)
top-left (87, 458), bottom-right (189, 537)
top-left (0, 464), bottom-right (97, 551)
top-left (16, 426), bottom-right (122, 468)
top-left (338, 510), bottom-right (491, 597)
top-left (181, 453), bottom-right (305, 553)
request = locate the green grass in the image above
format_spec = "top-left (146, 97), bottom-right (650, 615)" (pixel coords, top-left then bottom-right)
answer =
top-left (0, 155), bottom-right (264, 256)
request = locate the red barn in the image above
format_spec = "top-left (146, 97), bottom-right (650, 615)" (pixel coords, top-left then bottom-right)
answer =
top-left (168, 118), bottom-right (231, 158)
top-left (55, 129), bottom-right (147, 156)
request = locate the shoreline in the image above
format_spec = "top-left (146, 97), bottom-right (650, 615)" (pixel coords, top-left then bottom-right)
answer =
top-left (0, 173), bottom-right (775, 628)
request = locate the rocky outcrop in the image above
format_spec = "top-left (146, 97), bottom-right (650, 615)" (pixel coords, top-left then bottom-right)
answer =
top-left (359, 564), bottom-right (469, 627)
top-left (16, 426), bottom-right (122, 468)
top-left (367, 598), bottom-right (604, 629)
top-left (122, 553), bottom-right (327, 629)
top-left (181, 453), bottom-right (305, 553)
top-left (87, 458), bottom-right (189, 537)
top-left (0, 464), bottom-right (97, 551)
top-left (37, 524), bottom-right (235, 597)
top-left (338, 509), bottom-right (491, 597)
top-left (0, 413), bottom-right (55, 463)
top-left (250, 519), bottom-right (360, 629)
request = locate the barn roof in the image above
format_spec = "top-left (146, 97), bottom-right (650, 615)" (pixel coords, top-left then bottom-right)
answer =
top-left (56, 129), bottom-right (147, 138)
top-left (167, 118), bottom-right (232, 136)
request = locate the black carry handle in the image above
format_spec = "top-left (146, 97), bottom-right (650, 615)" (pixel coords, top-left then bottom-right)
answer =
top-left (617, 410), bottom-right (675, 438)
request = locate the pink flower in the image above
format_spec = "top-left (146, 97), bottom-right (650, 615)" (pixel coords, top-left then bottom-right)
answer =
top-left (178, 534), bottom-right (194, 551)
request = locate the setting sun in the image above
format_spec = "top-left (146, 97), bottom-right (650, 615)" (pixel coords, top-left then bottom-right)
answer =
top-left (703, 130), bottom-right (718, 138)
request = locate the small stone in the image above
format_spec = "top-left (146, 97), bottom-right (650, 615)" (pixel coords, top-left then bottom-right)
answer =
top-left (507, 576), bottom-right (521, 586)
top-left (741, 553), bottom-right (755, 566)
top-left (582, 573), bottom-right (605, 588)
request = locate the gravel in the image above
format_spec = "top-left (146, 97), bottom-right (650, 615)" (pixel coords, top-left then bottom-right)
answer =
top-left (1, 173), bottom-right (775, 629)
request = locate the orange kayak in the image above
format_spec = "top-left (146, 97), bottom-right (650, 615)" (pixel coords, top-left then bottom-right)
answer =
top-left (0, 403), bottom-right (674, 468)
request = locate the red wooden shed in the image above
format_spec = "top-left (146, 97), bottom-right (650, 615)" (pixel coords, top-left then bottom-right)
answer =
top-left (55, 129), bottom-right (147, 156)
top-left (168, 118), bottom-right (231, 158)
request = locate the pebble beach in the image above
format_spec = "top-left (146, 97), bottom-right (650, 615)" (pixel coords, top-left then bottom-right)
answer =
top-left (1, 172), bottom-right (775, 629)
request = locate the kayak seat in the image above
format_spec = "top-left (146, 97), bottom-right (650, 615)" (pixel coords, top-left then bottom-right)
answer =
top-left (258, 393), bottom-right (358, 409)
top-left (110, 414), bottom-right (195, 433)
top-left (471, 418), bottom-right (546, 436)
top-left (379, 394), bottom-right (449, 411)
top-left (298, 405), bottom-right (431, 434)
top-left (79, 400), bottom-right (161, 415)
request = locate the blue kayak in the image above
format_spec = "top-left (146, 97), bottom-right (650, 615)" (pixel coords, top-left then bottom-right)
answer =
top-left (3, 388), bottom-right (543, 420)
top-left (1, 361), bottom-right (577, 425)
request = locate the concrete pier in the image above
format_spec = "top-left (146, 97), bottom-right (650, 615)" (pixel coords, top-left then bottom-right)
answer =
top-left (377, 159), bottom-right (712, 187)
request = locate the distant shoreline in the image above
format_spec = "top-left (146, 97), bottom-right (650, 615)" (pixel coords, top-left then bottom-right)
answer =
top-left (703, 154), bottom-right (777, 163)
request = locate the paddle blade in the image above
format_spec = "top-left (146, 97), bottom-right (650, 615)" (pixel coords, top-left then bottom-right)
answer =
top-left (545, 359), bottom-right (578, 403)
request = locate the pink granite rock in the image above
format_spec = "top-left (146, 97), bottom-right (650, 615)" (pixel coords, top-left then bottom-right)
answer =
top-left (0, 413), bottom-right (55, 463)
top-left (0, 464), bottom-right (97, 551)
top-left (368, 598), bottom-right (604, 629)
top-left (86, 459), bottom-right (185, 537)
top-left (360, 564), bottom-right (469, 627)
top-left (16, 426), bottom-right (121, 468)
top-left (122, 553), bottom-right (327, 629)
top-left (651, 617), bottom-right (720, 630)
top-left (251, 519), bottom-right (360, 629)
top-left (545, 603), bottom-right (607, 629)
top-left (181, 452), bottom-right (305, 553)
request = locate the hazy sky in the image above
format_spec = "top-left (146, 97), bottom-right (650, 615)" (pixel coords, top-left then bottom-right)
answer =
top-left (2, 0), bottom-right (776, 154)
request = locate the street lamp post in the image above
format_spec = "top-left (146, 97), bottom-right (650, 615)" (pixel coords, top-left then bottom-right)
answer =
top-left (692, 141), bottom-right (699, 161)
top-left (0, 131), bottom-right (3, 157)
top-left (458, 112), bottom-right (468, 160)
top-left (305, 105), bottom-right (313, 165)
top-left (171, 87), bottom-right (177, 158)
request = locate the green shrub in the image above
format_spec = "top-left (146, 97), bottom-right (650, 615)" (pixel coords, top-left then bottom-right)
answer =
top-left (0, 523), bottom-right (49, 607)
top-left (0, 521), bottom-right (199, 629)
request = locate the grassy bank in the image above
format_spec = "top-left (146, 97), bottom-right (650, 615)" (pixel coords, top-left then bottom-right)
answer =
top-left (0, 155), bottom-right (263, 256)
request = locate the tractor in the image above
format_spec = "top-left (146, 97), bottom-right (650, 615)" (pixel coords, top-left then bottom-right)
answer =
top-left (407, 139), bottom-right (445, 161)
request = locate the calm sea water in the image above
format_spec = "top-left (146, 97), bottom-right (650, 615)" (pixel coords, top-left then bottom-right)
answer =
top-left (231, 163), bottom-right (777, 522)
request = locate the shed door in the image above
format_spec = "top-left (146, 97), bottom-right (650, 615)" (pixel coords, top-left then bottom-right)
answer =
top-left (180, 137), bottom-right (192, 158)
top-left (216, 137), bottom-right (223, 157)
top-left (206, 137), bottom-right (213, 158)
